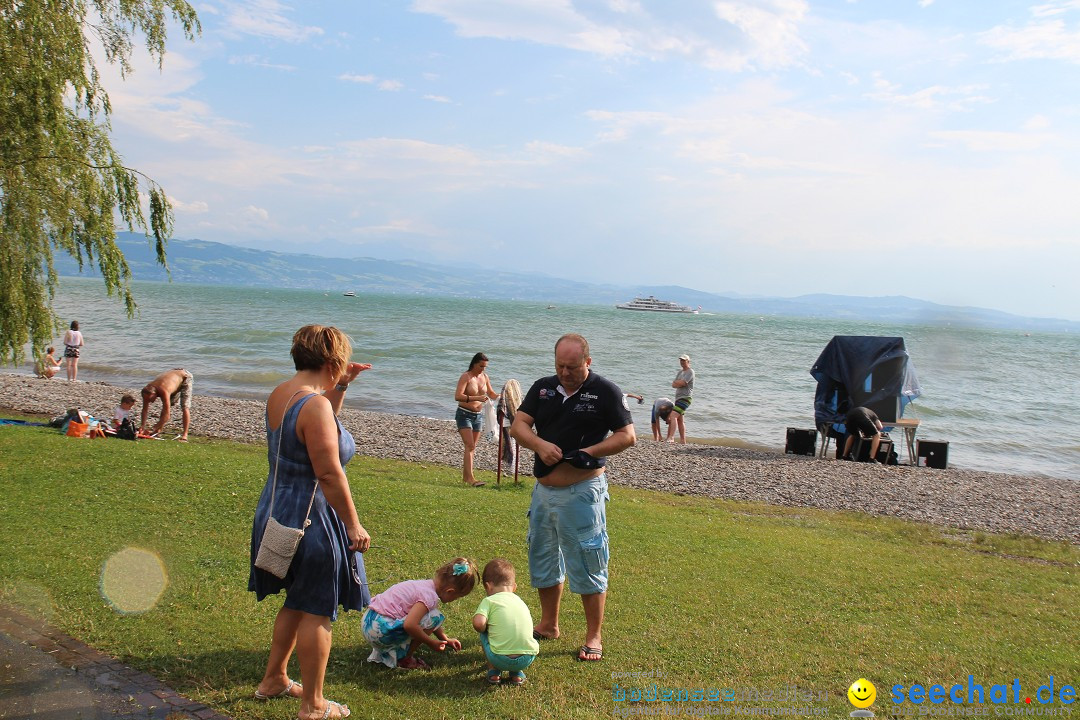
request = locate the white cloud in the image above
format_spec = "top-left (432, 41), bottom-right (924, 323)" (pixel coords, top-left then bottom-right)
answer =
top-left (339, 73), bottom-right (376, 83)
top-left (423, 94), bottom-right (452, 103)
top-left (228, 54), bottom-right (296, 71)
top-left (221, 0), bottom-right (323, 42)
top-left (1024, 114), bottom-right (1052, 131)
top-left (243, 205), bottom-right (270, 222)
top-left (169, 197), bottom-right (210, 214)
top-left (378, 80), bottom-right (404, 91)
top-left (411, 0), bottom-right (809, 70)
top-left (980, 2), bottom-right (1080, 63)
top-left (927, 129), bottom-right (1055, 153)
top-left (709, 0), bottom-right (809, 70)
top-left (523, 140), bottom-right (588, 161)
top-left (412, 0), bottom-right (634, 56)
top-left (865, 74), bottom-right (994, 111)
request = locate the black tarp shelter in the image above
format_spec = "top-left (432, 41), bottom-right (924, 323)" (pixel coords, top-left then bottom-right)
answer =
top-left (810, 336), bottom-right (921, 431)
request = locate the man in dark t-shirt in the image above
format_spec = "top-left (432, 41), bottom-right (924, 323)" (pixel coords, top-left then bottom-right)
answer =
top-left (511, 333), bottom-right (635, 663)
top-left (843, 406), bottom-right (884, 461)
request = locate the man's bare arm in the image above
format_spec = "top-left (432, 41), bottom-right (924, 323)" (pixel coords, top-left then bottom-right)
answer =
top-left (582, 423), bottom-right (636, 458)
top-left (510, 411), bottom-right (563, 466)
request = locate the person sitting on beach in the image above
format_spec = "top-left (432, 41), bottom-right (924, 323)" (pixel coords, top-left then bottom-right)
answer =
top-left (113, 394), bottom-right (137, 427)
top-left (455, 353), bottom-right (499, 487)
top-left (651, 397), bottom-right (676, 441)
top-left (35, 347), bottom-right (62, 379)
top-left (139, 368), bottom-right (194, 441)
top-left (361, 557), bottom-right (478, 670)
top-left (473, 558), bottom-right (539, 686)
top-left (842, 406), bottom-right (884, 462)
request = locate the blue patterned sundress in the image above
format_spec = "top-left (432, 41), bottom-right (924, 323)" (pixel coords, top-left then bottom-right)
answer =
top-left (248, 393), bottom-right (370, 619)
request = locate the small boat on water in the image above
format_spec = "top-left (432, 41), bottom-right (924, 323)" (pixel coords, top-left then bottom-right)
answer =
top-left (343, 291), bottom-right (356, 297)
top-left (615, 295), bottom-right (699, 314)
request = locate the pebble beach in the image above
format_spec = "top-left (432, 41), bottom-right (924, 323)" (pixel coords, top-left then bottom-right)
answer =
top-left (2, 373), bottom-right (1076, 545)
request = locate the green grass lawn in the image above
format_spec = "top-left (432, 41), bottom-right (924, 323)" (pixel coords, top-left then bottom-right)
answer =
top-left (0, 423), bottom-right (1076, 720)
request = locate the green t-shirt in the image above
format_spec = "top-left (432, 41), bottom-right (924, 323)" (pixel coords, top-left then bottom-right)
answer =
top-left (474, 592), bottom-right (540, 657)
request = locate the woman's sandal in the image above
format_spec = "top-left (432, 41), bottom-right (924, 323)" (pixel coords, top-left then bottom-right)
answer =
top-left (254, 678), bottom-right (301, 700)
top-left (509, 671), bottom-right (527, 686)
top-left (398, 656), bottom-right (431, 671)
top-left (487, 668), bottom-right (503, 685)
top-left (298, 700), bottom-right (350, 720)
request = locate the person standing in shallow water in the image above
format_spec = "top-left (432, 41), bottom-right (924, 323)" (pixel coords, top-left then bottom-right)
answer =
top-left (455, 352), bottom-right (499, 487)
top-left (62, 321), bottom-right (83, 381)
top-left (670, 354), bottom-right (694, 444)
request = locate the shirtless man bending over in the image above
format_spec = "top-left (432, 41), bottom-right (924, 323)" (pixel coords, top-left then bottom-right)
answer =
top-left (455, 352), bottom-right (499, 487)
top-left (140, 368), bottom-right (194, 441)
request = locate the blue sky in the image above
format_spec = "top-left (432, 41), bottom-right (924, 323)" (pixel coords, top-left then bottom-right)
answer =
top-left (101, 1), bottom-right (1080, 320)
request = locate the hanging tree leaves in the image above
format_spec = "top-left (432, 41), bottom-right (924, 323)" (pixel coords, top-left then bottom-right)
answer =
top-left (0, 0), bottom-right (200, 364)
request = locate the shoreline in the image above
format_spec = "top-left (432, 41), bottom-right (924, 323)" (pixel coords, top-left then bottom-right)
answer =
top-left (1, 372), bottom-right (1076, 544)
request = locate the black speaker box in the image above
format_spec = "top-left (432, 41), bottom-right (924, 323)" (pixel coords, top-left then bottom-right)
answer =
top-left (785, 427), bottom-right (817, 456)
top-left (917, 440), bottom-right (949, 469)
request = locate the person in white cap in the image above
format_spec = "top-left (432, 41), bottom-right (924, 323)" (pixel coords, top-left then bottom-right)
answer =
top-left (670, 354), bottom-right (694, 444)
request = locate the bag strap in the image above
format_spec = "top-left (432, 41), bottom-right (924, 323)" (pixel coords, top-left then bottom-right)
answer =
top-left (265, 390), bottom-right (320, 528)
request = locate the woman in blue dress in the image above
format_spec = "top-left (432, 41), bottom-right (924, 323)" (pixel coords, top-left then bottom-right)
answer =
top-left (249, 325), bottom-right (372, 720)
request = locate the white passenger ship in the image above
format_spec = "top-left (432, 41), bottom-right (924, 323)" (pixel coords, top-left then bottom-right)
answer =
top-left (615, 296), bottom-right (699, 314)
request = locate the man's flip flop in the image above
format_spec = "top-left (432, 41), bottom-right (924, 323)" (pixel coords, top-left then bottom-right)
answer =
top-left (532, 629), bottom-right (557, 641)
top-left (577, 646), bottom-right (603, 662)
top-left (254, 678), bottom-right (300, 700)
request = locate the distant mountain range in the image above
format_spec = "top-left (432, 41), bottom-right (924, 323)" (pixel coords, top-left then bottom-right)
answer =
top-left (53, 233), bottom-right (1078, 331)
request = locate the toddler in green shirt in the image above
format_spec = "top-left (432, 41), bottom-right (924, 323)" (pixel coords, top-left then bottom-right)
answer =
top-left (472, 558), bottom-right (540, 686)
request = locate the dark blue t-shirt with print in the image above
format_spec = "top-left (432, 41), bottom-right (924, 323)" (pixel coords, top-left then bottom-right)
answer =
top-left (518, 371), bottom-right (632, 478)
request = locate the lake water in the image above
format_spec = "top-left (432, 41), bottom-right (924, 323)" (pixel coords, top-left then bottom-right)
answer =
top-left (27, 277), bottom-right (1080, 481)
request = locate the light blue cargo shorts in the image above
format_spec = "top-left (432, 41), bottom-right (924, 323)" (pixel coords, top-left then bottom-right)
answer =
top-left (527, 473), bottom-right (610, 595)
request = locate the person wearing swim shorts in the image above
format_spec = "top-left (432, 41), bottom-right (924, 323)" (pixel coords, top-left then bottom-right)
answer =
top-left (139, 368), bottom-right (194, 441)
top-left (455, 352), bottom-right (499, 487)
top-left (670, 354), bottom-right (694, 444)
top-left (510, 333), bottom-right (635, 663)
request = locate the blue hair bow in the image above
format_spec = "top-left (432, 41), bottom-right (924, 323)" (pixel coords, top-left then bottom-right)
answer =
top-left (452, 562), bottom-right (469, 576)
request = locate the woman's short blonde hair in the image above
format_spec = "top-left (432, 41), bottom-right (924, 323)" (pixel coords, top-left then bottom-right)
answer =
top-left (291, 325), bottom-right (351, 379)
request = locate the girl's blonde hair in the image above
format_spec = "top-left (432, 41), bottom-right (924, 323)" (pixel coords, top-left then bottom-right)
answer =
top-left (290, 325), bottom-right (351, 380)
top-left (434, 557), bottom-right (478, 596)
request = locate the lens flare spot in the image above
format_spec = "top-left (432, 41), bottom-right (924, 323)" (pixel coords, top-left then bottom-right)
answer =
top-left (99, 548), bottom-right (167, 614)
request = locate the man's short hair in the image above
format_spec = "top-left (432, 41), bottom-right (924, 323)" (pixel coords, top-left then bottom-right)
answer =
top-left (482, 558), bottom-right (516, 586)
top-left (555, 333), bottom-right (590, 360)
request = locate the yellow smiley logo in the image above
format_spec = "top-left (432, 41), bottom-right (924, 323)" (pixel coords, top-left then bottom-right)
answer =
top-left (848, 678), bottom-right (877, 709)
